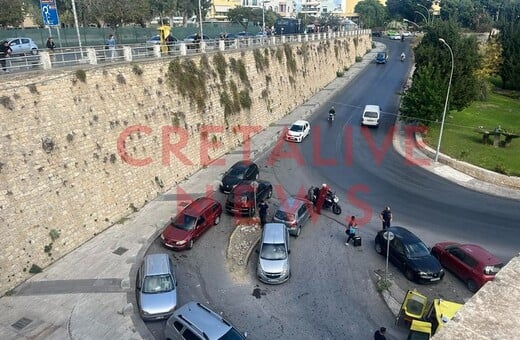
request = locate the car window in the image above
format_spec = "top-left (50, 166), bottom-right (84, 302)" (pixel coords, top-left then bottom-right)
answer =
top-left (172, 214), bottom-right (197, 231)
top-left (404, 241), bottom-right (430, 258)
top-left (10, 39), bottom-right (19, 45)
top-left (297, 204), bottom-right (306, 217)
top-left (196, 217), bottom-right (205, 226)
top-left (227, 168), bottom-right (245, 178)
top-left (143, 274), bottom-right (174, 293)
top-left (275, 209), bottom-right (294, 221)
top-left (392, 239), bottom-right (405, 255)
top-left (21, 38), bottom-right (29, 44)
top-left (182, 328), bottom-right (200, 340)
top-left (448, 248), bottom-right (466, 262)
top-left (260, 243), bottom-right (287, 260)
top-left (219, 327), bottom-right (245, 340)
top-left (461, 254), bottom-right (477, 268)
top-left (364, 111), bottom-right (379, 118)
top-left (290, 124), bottom-right (303, 132)
top-left (173, 320), bottom-right (184, 332)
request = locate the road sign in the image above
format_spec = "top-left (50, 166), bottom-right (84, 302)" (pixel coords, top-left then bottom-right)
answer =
top-left (382, 231), bottom-right (395, 241)
top-left (40, 0), bottom-right (60, 26)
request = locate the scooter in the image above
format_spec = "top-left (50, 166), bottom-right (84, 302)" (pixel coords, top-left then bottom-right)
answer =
top-left (401, 55), bottom-right (406, 62)
top-left (307, 186), bottom-right (342, 215)
top-left (328, 112), bottom-right (335, 122)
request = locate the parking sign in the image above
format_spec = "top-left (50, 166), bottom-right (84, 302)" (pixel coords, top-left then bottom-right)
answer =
top-left (40, 0), bottom-right (60, 26)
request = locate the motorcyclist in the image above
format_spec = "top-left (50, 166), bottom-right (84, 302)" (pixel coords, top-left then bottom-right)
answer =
top-left (400, 52), bottom-right (406, 62)
top-left (328, 106), bottom-right (336, 120)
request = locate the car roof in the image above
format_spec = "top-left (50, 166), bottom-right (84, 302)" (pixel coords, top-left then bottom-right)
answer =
top-left (292, 120), bottom-right (308, 126)
top-left (231, 160), bottom-right (253, 169)
top-left (277, 197), bottom-right (306, 214)
top-left (262, 223), bottom-right (286, 243)
top-left (459, 244), bottom-right (502, 264)
top-left (143, 253), bottom-right (172, 276)
top-left (175, 302), bottom-right (232, 339)
top-left (364, 104), bottom-right (380, 111)
top-left (384, 226), bottom-right (422, 245)
top-left (182, 197), bottom-right (217, 216)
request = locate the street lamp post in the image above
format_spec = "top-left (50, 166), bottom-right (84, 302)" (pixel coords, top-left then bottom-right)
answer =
top-left (198, 0), bottom-right (204, 42)
top-left (435, 38), bottom-right (454, 163)
top-left (403, 18), bottom-right (420, 29)
top-left (417, 3), bottom-right (431, 23)
top-left (414, 10), bottom-right (428, 24)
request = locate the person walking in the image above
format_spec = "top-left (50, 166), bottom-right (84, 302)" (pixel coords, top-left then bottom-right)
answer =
top-left (315, 183), bottom-right (329, 215)
top-left (0, 40), bottom-right (12, 73)
top-left (380, 206), bottom-right (392, 230)
top-left (46, 37), bottom-right (56, 61)
top-left (258, 199), bottom-right (269, 227)
top-left (374, 327), bottom-right (387, 340)
top-left (345, 215), bottom-right (357, 246)
top-left (107, 34), bottom-right (116, 61)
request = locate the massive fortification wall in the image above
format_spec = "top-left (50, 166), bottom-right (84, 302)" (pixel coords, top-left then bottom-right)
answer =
top-left (0, 35), bottom-right (372, 295)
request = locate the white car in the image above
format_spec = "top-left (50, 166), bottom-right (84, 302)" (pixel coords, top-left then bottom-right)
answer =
top-left (389, 34), bottom-right (402, 40)
top-left (286, 120), bottom-right (310, 142)
top-left (6, 37), bottom-right (39, 56)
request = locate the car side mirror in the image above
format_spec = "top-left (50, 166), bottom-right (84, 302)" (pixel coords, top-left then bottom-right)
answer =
top-left (288, 249), bottom-right (291, 254)
top-left (244, 332), bottom-right (248, 338)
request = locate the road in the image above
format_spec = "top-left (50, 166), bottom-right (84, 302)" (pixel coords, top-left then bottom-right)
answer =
top-left (143, 39), bottom-right (520, 339)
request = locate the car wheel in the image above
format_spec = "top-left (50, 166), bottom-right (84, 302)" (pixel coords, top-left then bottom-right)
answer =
top-left (187, 239), bottom-right (194, 249)
top-left (405, 268), bottom-right (415, 282)
top-left (466, 279), bottom-right (478, 293)
top-left (375, 242), bottom-right (383, 255)
top-left (214, 215), bottom-right (221, 225)
top-left (332, 204), bottom-right (341, 215)
top-left (267, 188), bottom-right (272, 199)
top-left (295, 226), bottom-right (301, 237)
top-left (250, 207), bottom-right (255, 216)
top-left (31, 49), bottom-right (38, 55)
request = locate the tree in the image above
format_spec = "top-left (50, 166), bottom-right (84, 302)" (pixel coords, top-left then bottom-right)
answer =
top-left (497, 1), bottom-right (520, 90)
top-left (0, 0), bottom-right (25, 27)
top-left (354, 0), bottom-right (388, 28)
top-left (227, 6), bottom-right (257, 31)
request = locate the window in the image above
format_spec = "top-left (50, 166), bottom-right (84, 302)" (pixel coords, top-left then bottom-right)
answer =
top-left (392, 239), bottom-right (405, 255)
top-left (461, 254), bottom-right (477, 268)
top-left (182, 328), bottom-right (200, 340)
top-left (143, 274), bottom-right (174, 293)
top-left (260, 243), bottom-right (287, 260)
top-left (449, 248), bottom-right (466, 262)
top-left (173, 321), bottom-right (184, 331)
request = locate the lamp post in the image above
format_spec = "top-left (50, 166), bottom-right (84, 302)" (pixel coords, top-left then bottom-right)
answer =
top-left (435, 38), bottom-right (454, 163)
top-left (417, 3), bottom-right (431, 23)
top-left (414, 10), bottom-right (428, 24)
top-left (198, 0), bottom-right (204, 42)
top-left (403, 18), bottom-right (420, 29)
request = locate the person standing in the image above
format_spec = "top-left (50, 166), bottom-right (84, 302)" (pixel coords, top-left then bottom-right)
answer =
top-left (46, 37), bottom-right (56, 61)
top-left (107, 34), bottom-right (116, 61)
top-left (380, 207), bottom-right (392, 230)
top-left (258, 199), bottom-right (269, 227)
top-left (345, 215), bottom-right (357, 246)
top-left (315, 183), bottom-right (329, 215)
top-left (374, 327), bottom-right (387, 340)
top-left (0, 40), bottom-right (12, 73)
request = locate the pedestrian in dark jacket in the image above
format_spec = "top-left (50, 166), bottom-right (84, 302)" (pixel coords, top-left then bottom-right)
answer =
top-left (258, 199), bottom-right (269, 227)
top-left (379, 206), bottom-right (392, 230)
top-left (374, 327), bottom-right (387, 340)
top-left (0, 40), bottom-right (12, 73)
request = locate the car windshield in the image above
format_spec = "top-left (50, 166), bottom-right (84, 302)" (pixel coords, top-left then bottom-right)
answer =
top-left (290, 124), bottom-right (303, 132)
top-left (172, 214), bottom-right (197, 231)
top-left (405, 242), bottom-right (431, 258)
top-left (364, 111), bottom-right (378, 118)
top-left (274, 210), bottom-right (294, 221)
top-left (377, 53), bottom-right (384, 57)
top-left (219, 327), bottom-right (245, 340)
top-left (260, 243), bottom-right (287, 260)
top-left (143, 274), bottom-right (174, 294)
top-left (227, 168), bottom-right (245, 178)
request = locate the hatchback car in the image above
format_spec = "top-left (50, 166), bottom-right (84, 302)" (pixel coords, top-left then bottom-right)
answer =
top-left (225, 180), bottom-right (272, 216)
top-left (161, 197), bottom-right (222, 250)
top-left (285, 120), bottom-right (310, 143)
top-left (374, 226), bottom-right (444, 283)
top-left (431, 242), bottom-right (503, 292)
top-left (136, 253), bottom-right (177, 320)
top-left (146, 35), bottom-right (178, 50)
top-left (220, 160), bottom-right (259, 193)
top-left (257, 223), bottom-right (291, 284)
top-left (164, 301), bottom-right (247, 340)
top-left (7, 37), bottom-right (39, 56)
top-left (273, 196), bottom-right (313, 237)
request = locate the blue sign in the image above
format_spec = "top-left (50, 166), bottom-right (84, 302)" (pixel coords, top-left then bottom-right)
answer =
top-left (40, 0), bottom-right (60, 26)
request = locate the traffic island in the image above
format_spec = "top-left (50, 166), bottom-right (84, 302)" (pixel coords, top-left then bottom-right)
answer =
top-left (226, 219), bottom-right (262, 282)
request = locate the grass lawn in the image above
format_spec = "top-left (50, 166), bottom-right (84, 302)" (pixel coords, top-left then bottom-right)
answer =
top-left (422, 91), bottom-right (520, 177)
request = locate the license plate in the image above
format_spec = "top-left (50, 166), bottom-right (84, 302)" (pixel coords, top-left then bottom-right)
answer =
top-left (431, 277), bottom-right (440, 281)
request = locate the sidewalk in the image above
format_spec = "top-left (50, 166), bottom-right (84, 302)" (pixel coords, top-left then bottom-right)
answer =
top-left (0, 42), bottom-right (517, 340)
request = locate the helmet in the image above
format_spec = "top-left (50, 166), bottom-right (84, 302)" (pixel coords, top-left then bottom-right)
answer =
top-left (322, 183), bottom-right (327, 187)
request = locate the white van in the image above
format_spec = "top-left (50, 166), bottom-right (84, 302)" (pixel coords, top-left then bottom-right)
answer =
top-left (361, 104), bottom-right (381, 127)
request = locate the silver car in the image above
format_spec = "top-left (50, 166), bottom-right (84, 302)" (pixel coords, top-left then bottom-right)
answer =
top-left (7, 37), bottom-right (39, 56)
top-left (136, 253), bottom-right (177, 320)
top-left (257, 223), bottom-right (290, 284)
top-left (273, 196), bottom-right (313, 237)
top-left (164, 301), bottom-right (247, 340)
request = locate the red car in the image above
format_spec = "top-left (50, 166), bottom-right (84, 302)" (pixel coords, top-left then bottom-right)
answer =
top-left (431, 242), bottom-right (503, 292)
top-left (161, 197), bottom-right (222, 250)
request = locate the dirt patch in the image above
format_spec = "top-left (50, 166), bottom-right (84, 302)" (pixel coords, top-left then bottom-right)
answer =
top-left (226, 219), bottom-right (262, 282)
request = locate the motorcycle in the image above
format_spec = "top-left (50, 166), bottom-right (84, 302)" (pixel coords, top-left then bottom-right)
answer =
top-left (401, 54), bottom-right (406, 62)
top-left (307, 186), bottom-right (342, 215)
top-left (328, 112), bottom-right (335, 122)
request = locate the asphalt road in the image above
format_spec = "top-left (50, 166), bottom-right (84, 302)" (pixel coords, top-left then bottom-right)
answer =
top-left (143, 39), bottom-right (520, 339)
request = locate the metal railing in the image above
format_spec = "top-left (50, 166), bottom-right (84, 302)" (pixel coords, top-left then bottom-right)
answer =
top-left (0, 30), bottom-right (370, 75)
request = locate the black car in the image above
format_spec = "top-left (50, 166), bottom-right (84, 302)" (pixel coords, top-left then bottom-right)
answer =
top-left (220, 161), bottom-right (259, 193)
top-left (374, 226), bottom-right (444, 283)
top-left (225, 180), bottom-right (273, 216)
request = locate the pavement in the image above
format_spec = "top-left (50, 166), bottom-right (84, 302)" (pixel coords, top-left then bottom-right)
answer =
top-left (1, 42), bottom-right (518, 340)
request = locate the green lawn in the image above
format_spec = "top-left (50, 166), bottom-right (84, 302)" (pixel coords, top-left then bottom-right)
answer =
top-left (423, 92), bottom-right (520, 177)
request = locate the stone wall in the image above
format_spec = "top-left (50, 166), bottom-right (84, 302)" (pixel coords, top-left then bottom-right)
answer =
top-left (0, 35), bottom-right (372, 295)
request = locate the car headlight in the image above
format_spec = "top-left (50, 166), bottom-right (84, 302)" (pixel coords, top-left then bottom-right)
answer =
top-left (333, 197), bottom-right (339, 203)
top-left (176, 240), bottom-right (187, 245)
top-left (281, 263), bottom-right (289, 275)
top-left (418, 271), bottom-right (428, 277)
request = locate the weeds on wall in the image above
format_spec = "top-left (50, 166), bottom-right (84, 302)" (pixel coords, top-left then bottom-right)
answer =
top-left (283, 44), bottom-right (297, 75)
top-left (0, 96), bottom-right (14, 110)
top-left (229, 57), bottom-right (250, 88)
top-left (29, 264), bottom-right (42, 274)
top-left (131, 63), bottom-right (143, 76)
top-left (27, 84), bottom-right (39, 94)
top-left (355, 56), bottom-right (363, 62)
top-left (167, 58), bottom-right (208, 112)
top-left (334, 41), bottom-right (339, 58)
top-left (213, 52), bottom-right (227, 85)
top-left (238, 90), bottom-right (252, 109)
top-left (275, 47), bottom-right (283, 62)
top-left (298, 43), bottom-right (310, 64)
top-left (75, 69), bottom-right (87, 83)
top-left (116, 74), bottom-right (126, 84)
top-left (253, 49), bottom-right (269, 72)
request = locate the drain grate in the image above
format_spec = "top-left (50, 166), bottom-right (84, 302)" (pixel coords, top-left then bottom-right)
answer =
top-left (11, 317), bottom-right (32, 330)
top-left (113, 247), bottom-right (128, 256)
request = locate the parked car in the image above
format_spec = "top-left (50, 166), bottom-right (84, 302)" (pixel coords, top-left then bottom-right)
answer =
top-left (374, 226), bottom-right (445, 283)
top-left (257, 223), bottom-right (291, 284)
top-left (146, 35), bottom-right (178, 50)
top-left (237, 31), bottom-right (255, 39)
top-left (6, 37), bottom-right (39, 56)
top-left (431, 242), bottom-right (503, 292)
top-left (165, 301), bottom-right (247, 340)
top-left (225, 180), bottom-right (273, 216)
top-left (161, 197), bottom-right (222, 250)
top-left (136, 253), bottom-right (177, 320)
top-left (285, 120), bottom-right (310, 143)
top-left (221, 33), bottom-right (238, 47)
top-left (184, 33), bottom-right (211, 49)
top-left (220, 160), bottom-right (259, 193)
top-left (273, 196), bottom-right (313, 237)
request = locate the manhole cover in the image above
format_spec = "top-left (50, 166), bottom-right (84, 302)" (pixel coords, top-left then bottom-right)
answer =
top-left (11, 317), bottom-right (32, 330)
top-left (113, 247), bottom-right (128, 256)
